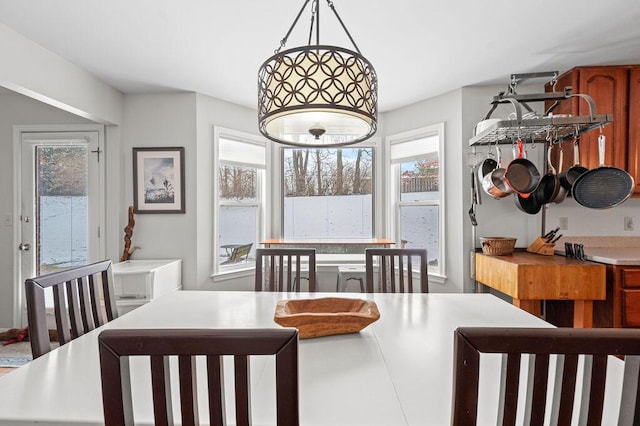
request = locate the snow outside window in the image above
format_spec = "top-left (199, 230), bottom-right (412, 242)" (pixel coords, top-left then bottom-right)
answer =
top-left (281, 147), bottom-right (374, 252)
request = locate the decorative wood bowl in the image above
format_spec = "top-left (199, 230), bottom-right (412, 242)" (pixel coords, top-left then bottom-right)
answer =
top-left (274, 297), bottom-right (380, 339)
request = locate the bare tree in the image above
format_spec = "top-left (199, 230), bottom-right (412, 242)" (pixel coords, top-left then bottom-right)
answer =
top-left (336, 150), bottom-right (344, 194)
top-left (353, 149), bottom-right (362, 194)
top-left (292, 150), bottom-right (310, 196)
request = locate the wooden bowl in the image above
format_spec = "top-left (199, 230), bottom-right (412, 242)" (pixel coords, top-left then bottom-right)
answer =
top-left (274, 297), bottom-right (380, 339)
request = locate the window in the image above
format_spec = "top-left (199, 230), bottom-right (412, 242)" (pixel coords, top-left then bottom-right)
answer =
top-left (282, 147), bottom-right (374, 244)
top-left (388, 123), bottom-right (445, 277)
top-left (214, 128), bottom-right (267, 273)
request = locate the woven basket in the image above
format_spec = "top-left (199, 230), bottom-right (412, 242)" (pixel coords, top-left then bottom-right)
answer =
top-left (480, 237), bottom-right (517, 256)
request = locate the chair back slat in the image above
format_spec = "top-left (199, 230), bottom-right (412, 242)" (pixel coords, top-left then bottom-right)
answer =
top-left (549, 354), bottom-right (578, 425)
top-left (255, 248), bottom-right (317, 292)
top-left (364, 248), bottom-right (428, 293)
top-left (52, 285), bottom-right (73, 345)
top-left (497, 353), bottom-right (520, 425)
top-left (585, 355), bottom-right (608, 425)
top-left (78, 275), bottom-right (96, 333)
top-left (150, 355), bottom-right (172, 426)
top-left (207, 355), bottom-right (225, 426)
top-left (66, 279), bottom-right (84, 338)
top-left (25, 260), bottom-right (117, 358)
top-left (452, 327), bottom-right (640, 426)
top-left (234, 355), bottom-right (251, 425)
top-left (526, 354), bottom-right (550, 426)
top-left (178, 355), bottom-right (198, 425)
top-left (88, 274), bottom-right (106, 326)
top-left (98, 328), bottom-right (300, 426)
top-left (619, 355), bottom-right (640, 426)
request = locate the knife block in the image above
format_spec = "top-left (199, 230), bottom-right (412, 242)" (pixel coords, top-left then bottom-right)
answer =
top-left (526, 237), bottom-right (555, 256)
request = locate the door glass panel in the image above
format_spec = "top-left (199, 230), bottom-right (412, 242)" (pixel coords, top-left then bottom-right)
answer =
top-left (36, 145), bottom-right (89, 275)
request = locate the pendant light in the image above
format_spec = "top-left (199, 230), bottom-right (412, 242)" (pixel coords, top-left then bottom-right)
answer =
top-left (258, 0), bottom-right (378, 148)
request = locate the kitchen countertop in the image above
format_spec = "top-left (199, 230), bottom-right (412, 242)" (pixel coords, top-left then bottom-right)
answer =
top-left (554, 236), bottom-right (640, 266)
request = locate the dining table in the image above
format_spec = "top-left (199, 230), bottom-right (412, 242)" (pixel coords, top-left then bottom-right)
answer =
top-left (0, 291), bottom-right (625, 425)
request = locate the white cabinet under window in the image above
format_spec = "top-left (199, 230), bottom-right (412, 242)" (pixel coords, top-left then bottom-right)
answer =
top-left (112, 259), bottom-right (182, 315)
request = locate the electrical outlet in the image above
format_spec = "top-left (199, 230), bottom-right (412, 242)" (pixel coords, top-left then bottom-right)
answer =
top-left (559, 217), bottom-right (568, 230)
top-left (625, 216), bottom-right (635, 231)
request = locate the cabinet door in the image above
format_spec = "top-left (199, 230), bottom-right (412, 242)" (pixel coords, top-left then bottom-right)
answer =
top-left (627, 66), bottom-right (640, 194)
top-left (578, 67), bottom-right (629, 170)
top-left (622, 289), bottom-right (640, 327)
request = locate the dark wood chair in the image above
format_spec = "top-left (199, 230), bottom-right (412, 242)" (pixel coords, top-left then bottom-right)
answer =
top-left (364, 248), bottom-right (428, 293)
top-left (452, 327), bottom-right (640, 426)
top-left (255, 248), bottom-right (317, 292)
top-left (98, 328), bottom-right (299, 426)
top-left (24, 259), bottom-right (118, 358)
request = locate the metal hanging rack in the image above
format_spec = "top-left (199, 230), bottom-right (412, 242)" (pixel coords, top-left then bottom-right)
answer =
top-left (469, 71), bottom-right (613, 146)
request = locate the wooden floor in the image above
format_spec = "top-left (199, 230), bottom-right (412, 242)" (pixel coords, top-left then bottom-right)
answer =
top-left (0, 367), bottom-right (15, 378)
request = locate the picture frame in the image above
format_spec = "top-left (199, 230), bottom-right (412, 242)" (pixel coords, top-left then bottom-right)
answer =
top-left (133, 147), bottom-right (185, 213)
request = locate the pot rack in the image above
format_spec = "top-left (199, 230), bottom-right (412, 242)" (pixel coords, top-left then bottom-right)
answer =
top-left (469, 71), bottom-right (613, 146)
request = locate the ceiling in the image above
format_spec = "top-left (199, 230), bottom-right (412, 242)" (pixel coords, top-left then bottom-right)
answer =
top-left (1, 0), bottom-right (639, 112)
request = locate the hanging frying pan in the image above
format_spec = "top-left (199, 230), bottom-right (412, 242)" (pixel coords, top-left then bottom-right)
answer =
top-left (513, 191), bottom-right (543, 215)
top-left (535, 144), bottom-right (563, 205)
top-left (572, 134), bottom-right (634, 209)
top-left (558, 139), bottom-right (589, 192)
top-left (504, 139), bottom-right (541, 198)
top-left (549, 148), bottom-right (568, 204)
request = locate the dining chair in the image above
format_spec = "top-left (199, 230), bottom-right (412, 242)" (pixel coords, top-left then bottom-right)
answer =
top-left (451, 327), bottom-right (640, 426)
top-left (364, 248), bottom-right (428, 293)
top-left (98, 328), bottom-right (299, 426)
top-left (255, 248), bottom-right (317, 292)
top-left (24, 259), bottom-right (118, 358)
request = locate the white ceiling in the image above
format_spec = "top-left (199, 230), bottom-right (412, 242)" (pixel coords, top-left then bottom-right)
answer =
top-left (0, 0), bottom-right (639, 112)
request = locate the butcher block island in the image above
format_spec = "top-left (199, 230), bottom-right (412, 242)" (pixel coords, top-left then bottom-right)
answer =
top-left (475, 251), bottom-right (606, 328)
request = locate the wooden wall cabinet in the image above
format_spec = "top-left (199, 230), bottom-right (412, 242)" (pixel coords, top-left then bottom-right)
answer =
top-left (545, 65), bottom-right (640, 195)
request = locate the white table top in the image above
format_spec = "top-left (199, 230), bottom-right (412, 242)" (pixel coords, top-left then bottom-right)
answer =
top-left (0, 291), bottom-right (624, 425)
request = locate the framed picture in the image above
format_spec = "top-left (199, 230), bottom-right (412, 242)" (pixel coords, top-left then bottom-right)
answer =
top-left (133, 147), bottom-right (185, 213)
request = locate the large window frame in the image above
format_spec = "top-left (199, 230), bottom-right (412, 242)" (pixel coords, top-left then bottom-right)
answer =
top-left (213, 127), bottom-right (268, 276)
top-left (280, 145), bottom-right (376, 242)
top-left (386, 123), bottom-right (445, 280)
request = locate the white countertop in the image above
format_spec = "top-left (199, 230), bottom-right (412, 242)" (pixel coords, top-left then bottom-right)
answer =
top-left (554, 237), bottom-right (640, 265)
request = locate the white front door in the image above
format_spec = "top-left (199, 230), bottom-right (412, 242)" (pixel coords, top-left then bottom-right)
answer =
top-left (16, 128), bottom-right (104, 326)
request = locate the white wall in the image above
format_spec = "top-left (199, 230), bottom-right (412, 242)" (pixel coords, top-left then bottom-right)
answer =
top-left (120, 93), bottom-right (198, 288)
top-left (0, 23), bottom-right (123, 125)
top-left (0, 92), bottom-right (95, 326)
top-left (545, 197), bottom-right (640, 236)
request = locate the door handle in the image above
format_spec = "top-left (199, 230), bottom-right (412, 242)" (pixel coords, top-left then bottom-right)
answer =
top-left (18, 243), bottom-right (30, 251)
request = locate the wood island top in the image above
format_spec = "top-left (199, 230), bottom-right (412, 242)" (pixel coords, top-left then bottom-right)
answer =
top-left (475, 251), bottom-right (606, 301)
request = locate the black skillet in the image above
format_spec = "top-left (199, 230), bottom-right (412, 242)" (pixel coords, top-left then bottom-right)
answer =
top-left (572, 134), bottom-right (634, 209)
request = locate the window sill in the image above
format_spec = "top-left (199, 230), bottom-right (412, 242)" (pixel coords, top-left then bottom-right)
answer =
top-left (212, 265), bottom-right (255, 282)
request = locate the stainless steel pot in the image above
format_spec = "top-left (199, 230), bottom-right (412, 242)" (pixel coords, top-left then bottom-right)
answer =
top-left (481, 146), bottom-right (512, 199)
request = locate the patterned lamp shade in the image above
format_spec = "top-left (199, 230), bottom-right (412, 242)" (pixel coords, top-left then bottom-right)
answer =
top-left (258, 44), bottom-right (378, 147)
